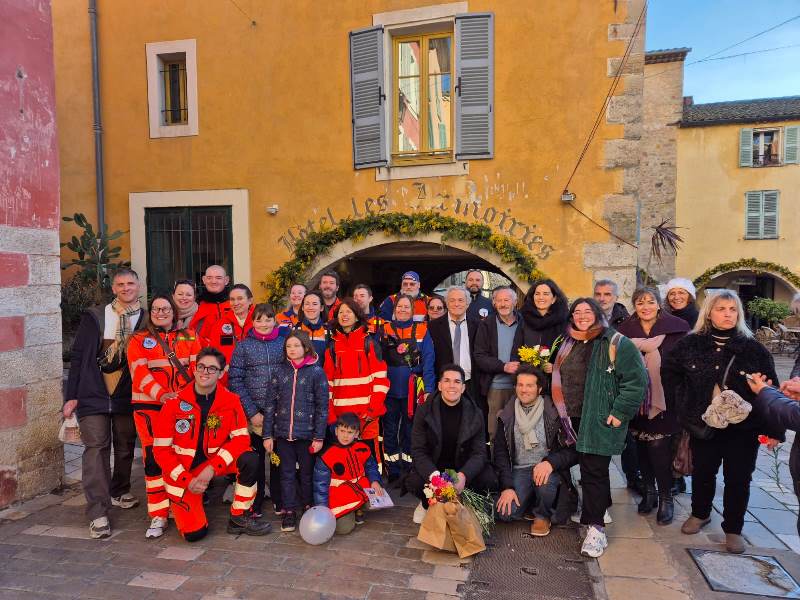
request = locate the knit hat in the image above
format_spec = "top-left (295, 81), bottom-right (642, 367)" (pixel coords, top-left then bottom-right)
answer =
top-left (401, 271), bottom-right (420, 283)
top-left (665, 277), bottom-right (696, 300)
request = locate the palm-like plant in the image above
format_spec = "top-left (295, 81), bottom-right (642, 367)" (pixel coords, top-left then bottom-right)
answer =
top-left (61, 213), bottom-right (130, 290)
top-left (640, 220), bottom-right (684, 285)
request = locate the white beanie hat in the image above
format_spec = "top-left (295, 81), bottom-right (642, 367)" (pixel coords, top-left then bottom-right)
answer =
top-left (665, 277), bottom-right (696, 300)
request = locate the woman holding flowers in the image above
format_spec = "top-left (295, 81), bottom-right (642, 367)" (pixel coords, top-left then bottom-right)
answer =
top-left (512, 279), bottom-right (569, 373)
top-left (551, 298), bottom-right (647, 558)
top-left (380, 294), bottom-right (436, 484)
top-left (616, 287), bottom-right (689, 525)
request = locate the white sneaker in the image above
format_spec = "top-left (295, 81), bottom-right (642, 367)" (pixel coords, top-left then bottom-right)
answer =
top-left (413, 502), bottom-right (427, 524)
top-left (110, 493), bottom-right (139, 509)
top-left (145, 516), bottom-right (168, 539)
top-left (89, 516), bottom-right (111, 539)
top-left (580, 526), bottom-right (608, 558)
top-left (571, 509), bottom-right (613, 524)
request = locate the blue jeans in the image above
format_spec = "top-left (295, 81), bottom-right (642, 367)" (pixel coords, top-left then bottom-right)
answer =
top-left (383, 395), bottom-right (412, 477)
top-left (499, 467), bottom-right (560, 521)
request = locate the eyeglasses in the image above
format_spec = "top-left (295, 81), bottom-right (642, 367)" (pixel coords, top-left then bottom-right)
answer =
top-left (151, 306), bottom-right (173, 314)
top-left (196, 364), bottom-right (221, 374)
top-left (429, 305), bottom-right (445, 311)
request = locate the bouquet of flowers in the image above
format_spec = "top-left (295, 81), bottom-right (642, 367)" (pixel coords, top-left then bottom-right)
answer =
top-left (417, 470), bottom-right (493, 558)
top-left (518, 336), bottom-right (563, 368)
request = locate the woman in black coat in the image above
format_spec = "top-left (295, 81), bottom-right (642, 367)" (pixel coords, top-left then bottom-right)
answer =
top-left (662, 289), bottom-right (784, 554)
top-left (617, 287), bottom-right (689, 525)
top-left (511, 279), bottom-right (569, 372)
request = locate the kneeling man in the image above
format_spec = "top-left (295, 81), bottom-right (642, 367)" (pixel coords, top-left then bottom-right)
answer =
top-left (153, 347), bottom-right (271, 541)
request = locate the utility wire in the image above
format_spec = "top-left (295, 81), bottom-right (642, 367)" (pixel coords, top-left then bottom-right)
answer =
top-left (559, 1), bottom-right (647, 249)
top-left (644, 13), bottom-right (800, 81)
top-left (228, 0), bottom-right (257, 26)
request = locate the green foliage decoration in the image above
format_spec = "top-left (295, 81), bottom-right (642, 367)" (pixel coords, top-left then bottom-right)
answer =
top-left (61, 213), bottom-right (130, 290)
top-left (261, 211), bottom-right (545, 304)
top-left (747, 297), bottom-right (792, 327)
top-left (693, 258), bottom-right (800, 291)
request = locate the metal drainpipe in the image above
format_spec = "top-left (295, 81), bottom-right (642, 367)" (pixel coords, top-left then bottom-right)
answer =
top-left (88, 0), bottom-right (105, 230)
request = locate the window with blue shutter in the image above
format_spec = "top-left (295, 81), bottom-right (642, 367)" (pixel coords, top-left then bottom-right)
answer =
top-left (455, 13), bottom-right (494, 160)
top-left (350, 26), bottom-right (388, 169)
top-left (739, 128), bottom-right (753, 167)
top-left (744, 190), bottom-right (779, 239)
top-left (784, 125), bottom-right (799, 164)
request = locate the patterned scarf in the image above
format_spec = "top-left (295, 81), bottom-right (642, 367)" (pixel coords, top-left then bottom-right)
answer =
top-left (550, 324), bottom-right (604, 445)
top-left (99, 298), bottom-right (142, 368)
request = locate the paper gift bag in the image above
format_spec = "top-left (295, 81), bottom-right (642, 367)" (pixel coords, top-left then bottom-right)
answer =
top-left (444, 502), bottom-right (486, 558)
top-left (417, 502), bottom-right (457, 553)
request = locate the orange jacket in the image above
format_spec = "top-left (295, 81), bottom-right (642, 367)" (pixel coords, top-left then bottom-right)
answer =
top-left (277, 308), bottom-right (299, 328)
top-left (206, 307), bottom-right (254, 369)
top-left (127, 329), bottom-right (201, 406)
top-left (324, 327), bottom-right (389, 426)
top-left (152, 384), bottom-right (250, 499)
top-left (190, 299), bottom-right (231, 344)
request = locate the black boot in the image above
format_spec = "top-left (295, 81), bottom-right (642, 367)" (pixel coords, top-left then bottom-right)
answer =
top-left (670, 477), bottom-right (686, 495)
top-left (637, 484), bottom-right (657, 514)
top-left (657, 494), bottom-right (674, 525)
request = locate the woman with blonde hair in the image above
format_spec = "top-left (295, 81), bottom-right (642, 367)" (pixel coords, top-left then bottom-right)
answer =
top-left (662, 289), bottom-right (784, 554)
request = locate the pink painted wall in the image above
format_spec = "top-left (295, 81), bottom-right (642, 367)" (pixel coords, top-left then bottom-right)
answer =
top-left (0, 0), bottom-right (60, 230)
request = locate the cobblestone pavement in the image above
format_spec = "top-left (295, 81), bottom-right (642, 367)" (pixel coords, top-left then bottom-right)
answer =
top-left (1, 354), bottom-right (798, 599)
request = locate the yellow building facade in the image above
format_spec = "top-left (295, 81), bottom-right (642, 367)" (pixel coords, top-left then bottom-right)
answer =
top-left (676, 99), bottom-right (800, 304)
top-left (53, 0), bottom-right (645, 302)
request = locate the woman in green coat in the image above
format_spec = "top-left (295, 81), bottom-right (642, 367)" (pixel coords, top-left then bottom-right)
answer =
top-left (551, 297), bottom-right (647, 558)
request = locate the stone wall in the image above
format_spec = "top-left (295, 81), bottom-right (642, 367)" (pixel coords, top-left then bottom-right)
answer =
top-left (583, 0), bottom-right (646, 302)
top-left (638, 52), bottom-right (687, 282)
top-left (0, 0), bottom-right (63, 507)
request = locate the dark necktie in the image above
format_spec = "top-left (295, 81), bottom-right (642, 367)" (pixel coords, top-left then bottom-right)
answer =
top-left (452, 320), bottom-right (464, 365)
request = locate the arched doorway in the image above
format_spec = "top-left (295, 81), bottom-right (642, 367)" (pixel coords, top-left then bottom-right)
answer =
top-left (309, 238), bottom-right (515, 301)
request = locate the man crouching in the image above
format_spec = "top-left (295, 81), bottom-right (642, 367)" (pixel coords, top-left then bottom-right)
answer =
top-left (152, 347), bottom-right (271, 541)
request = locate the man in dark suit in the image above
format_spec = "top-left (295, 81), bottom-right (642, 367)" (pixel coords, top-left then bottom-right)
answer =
top-left (428, 286), bottom-right (483, 416)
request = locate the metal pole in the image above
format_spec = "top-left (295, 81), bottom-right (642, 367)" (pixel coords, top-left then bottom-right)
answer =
top-left (88, 0), bottom-right (105, 231)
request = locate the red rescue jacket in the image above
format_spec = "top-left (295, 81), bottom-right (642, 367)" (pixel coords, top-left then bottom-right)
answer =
top-left (190, 299), bottom-right (231, 345)
top-left (152, 384), bottom-right (250, 500)
top-left (206, 307), bottom-right (254, 383)
top-left (127, 329), bottom-right (201, 407)
top-left (320, 441), bottom-right (372, 517)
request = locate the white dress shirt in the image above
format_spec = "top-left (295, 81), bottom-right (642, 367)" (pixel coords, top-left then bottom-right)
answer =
top-left (447, 314), bottom-right (472, 381)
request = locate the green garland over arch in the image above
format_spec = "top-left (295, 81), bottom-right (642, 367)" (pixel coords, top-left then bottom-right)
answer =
top-left (693, 258), bottom-right (800, 291)
top-left (261, 211), bottom-right (546, 304)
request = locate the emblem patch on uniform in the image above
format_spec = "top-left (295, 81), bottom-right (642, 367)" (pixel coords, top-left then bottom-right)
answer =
top-left (175, 419), bottom-right (190, 434)
top-left (221, 323), bottom-right (234, 335)
top-left (479, 308), bottom-right (489, 318)
top-left (142, 337), bottom-right (157, 349)
top-left (179, 400), bottom-right (193, 412)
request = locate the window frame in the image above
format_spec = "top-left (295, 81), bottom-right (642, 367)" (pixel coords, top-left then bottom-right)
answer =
top-left (391, 30), bottom-right (455, 165)
top-left (752, 128), bottom-right (781, 167)
top-left (744, 190), bottom-right (779, 240)
top-left (146, 39), bottom-right (199, 138)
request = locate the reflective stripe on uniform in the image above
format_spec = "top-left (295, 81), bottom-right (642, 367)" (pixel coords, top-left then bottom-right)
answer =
top-left (217, 448), bottom-right (234, 465)
top-left (333, 397), bottom-right (370, 407)
top-left (373, 385), bottom-right (390, 393)
top-left (146, 358), bottom-right (171, 368)
top-left (148, 499), bottom-right (170, 512)
top-left (207, 446), bottom-right (219, 454)
top-left (164, 483), bottom-right (185, 498)
top-left (234, 482), bottom-right (256, 498)
top-left (169, 464), bottom-right (185, 480)
top-left (229, 428), bottom-right (248, 437)
top-left (330, 477), bottom-right (359, 487)
top-left (145, 477), bottom-right (164, 489)
top-left (152, 437), bottom-right (173, 447)
top-left (172, 446), bottom-right (196, 457)
top-left (231, 499), bottom-right (254, 510)
top-left (331, 501), bottom-right (361, 517)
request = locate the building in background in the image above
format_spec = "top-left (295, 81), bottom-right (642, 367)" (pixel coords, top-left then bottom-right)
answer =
top-left (675, 96), bottom-right (800, 304)
top-left (0, 0), bottom-right (63, 508)
top-left (53, 0), bottom-right (646, 304)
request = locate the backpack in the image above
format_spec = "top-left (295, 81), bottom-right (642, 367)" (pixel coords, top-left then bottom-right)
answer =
top-left (327, 328), bottom-right (382, 364)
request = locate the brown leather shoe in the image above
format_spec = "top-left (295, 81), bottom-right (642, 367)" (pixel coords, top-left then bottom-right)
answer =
top-left (681, 515), bottom-right (711, 534)
top-left (725, 533), bottom-right (745, 554)
top-left (531, 518), bottom-right (551, 537)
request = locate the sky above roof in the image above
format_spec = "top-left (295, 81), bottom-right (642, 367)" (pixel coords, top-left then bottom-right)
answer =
top-left (646, 0), bottom-right (800, 104)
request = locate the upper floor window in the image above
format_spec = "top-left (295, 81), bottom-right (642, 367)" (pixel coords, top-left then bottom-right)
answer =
top-left (349, 12), bottom-right (493, 170)
top-left (744, 190), bottom-right (779, 240)
top-left (393, 33), bottom-right (453, 163)
top-left (739, 125), bottom-right (798, 168)
top-left (146, 39), bottom-right (199, 138)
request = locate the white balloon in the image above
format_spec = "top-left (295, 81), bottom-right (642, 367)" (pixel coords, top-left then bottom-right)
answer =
top-left (298, 506), bottom-right (337, 545)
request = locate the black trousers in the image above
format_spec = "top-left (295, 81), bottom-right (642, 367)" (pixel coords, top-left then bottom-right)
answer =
top-left (579, 453), bottom-right (612, 527)
top-left (275, 438), bottom-right (315, 511)
top-left (249, 433), bottom-right (267, 512)
top-left (405, 463), bottom-right (499, 502)
top-left (690, 431), bottom-right (759, 534)
top-left (620, 431), bottom-right (640, 482)
top-left (636, 436), bottom-right (673, 496)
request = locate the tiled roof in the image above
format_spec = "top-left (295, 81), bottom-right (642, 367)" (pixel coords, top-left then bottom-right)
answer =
top-left (681, 96), bottom-right (800, 127)
top-left (645, 48), bottom-right (691, 64)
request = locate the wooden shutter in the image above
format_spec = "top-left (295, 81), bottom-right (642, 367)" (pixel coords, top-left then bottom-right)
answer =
top-left (350, 26), bottom-right (387, 169)
top-left (784, 125), bottom-right (799, 164)
top-left (744, 191), bottom-right (763, 238)
top-left (762, 190), bottom-right (779, 238)
top-left (455, 13), bottom-right (494, 160)
top-left (739, 128), bottom-right (753, 167)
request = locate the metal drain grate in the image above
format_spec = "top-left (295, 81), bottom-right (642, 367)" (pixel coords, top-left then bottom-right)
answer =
top-left (463, 522), bottom-right (596, 600)
top-left (689, 548), bottom-right (800, 598)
